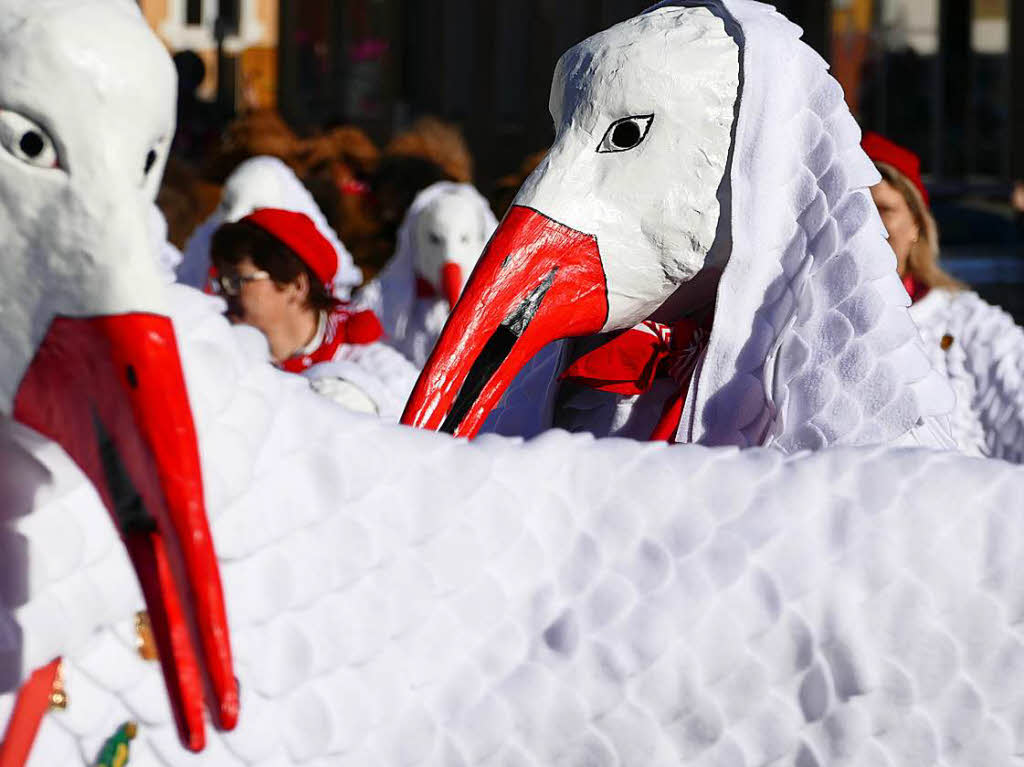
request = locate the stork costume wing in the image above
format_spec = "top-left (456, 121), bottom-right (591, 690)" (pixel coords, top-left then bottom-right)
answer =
top-left (177, 155), bottom-right (363, 301)
top-left (5, 286), bottom-right (1024, 766)
top-left (911, 288), bottom-right (1024, 462)
top-left (357, 181), bottom-right (498, 367)
top-left (406, 0), bottom-right (954, 453)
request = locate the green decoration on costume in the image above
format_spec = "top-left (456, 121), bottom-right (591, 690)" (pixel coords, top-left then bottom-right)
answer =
top-left (94, 721), bottom-right (138, 767)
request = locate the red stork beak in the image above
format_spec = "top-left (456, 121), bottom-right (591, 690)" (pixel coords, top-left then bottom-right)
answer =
top-left (402, 206), bottom-right (609, 437)
top-left (440, 262), bottom-right (464, 310)
top-left (12, 313), bottom-right (238, 751)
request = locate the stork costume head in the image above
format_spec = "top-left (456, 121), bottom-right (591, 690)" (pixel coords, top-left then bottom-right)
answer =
top-left (0, 0), bottom-right (236, 751)
top-left (404, 0), bottom-right (954, 450)
top-left (359, 181), bottom-right (497, 366)
top-left (179, 155), bottom-right (363, 300)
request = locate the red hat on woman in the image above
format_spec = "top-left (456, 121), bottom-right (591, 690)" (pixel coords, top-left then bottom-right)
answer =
top-left (861, 131), bottom-right (930, 206)
top-left (240, 208), bottom-right (339, 289)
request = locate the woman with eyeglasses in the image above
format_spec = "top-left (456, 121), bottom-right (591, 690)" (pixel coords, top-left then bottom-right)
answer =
top-left (210, 208), bottom-right (418, 418)
top-left (863, 132), bottom-right (1024, 462)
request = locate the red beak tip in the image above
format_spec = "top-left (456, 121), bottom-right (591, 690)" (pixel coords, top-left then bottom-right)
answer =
top-left (220, 696), bottom-right (241, 730)
top-left (185, 730), bottom-right (206, 753)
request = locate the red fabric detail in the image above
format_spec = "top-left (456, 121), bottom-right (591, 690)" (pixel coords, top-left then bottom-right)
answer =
top-left (13, 315), bottom-right (239, 749)
top-left (561, 317), bottom-right (711, 443)
top-left (0, 659), bottom-right (62, 767)
top-left (241, 208), bottom-right (338, 288)
top-left (902, 273), bottom-right (930, 304)
top-left (203, 265), bottom-right (218, 296)
top-left (280, 306), bottom-right (383, 373)
top-left (861, 131), bottom-right (930, 206)
top-left (416, 276), bottom-right (437, 298)
top-left (345, 309), bottom-right (384, 344)
top-left (339, 178), bottom-right (370, 196)
top-left (560, 326), bottom-right (671, 396)
top-left (650, 390), bottom-right (685, 443)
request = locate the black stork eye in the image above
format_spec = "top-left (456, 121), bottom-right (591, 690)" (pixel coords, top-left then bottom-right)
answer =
top-left (20, 132), bottom-right (44, 158)
top-left (0, 110), bottom-right (59, 168)
top-left (144, 149), bottom-right (158, 175)
top-left (597, 114), bottom-right (655, 154)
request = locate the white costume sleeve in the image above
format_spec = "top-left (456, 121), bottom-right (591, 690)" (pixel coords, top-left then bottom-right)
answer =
top-left (302, 340), bottom-right (419, 421)
top-left (912, 289), bottom-right (1024, 462)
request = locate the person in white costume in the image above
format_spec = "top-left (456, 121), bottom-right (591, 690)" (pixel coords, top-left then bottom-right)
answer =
top-left (209, 208), bottom-right (418, 418)
top-left (862, 131), bottom-right (1024, 462)
top-left (177, 155), bottom-right (363, 301)
top-left (357, 181), bottom-right (498, 367)
top-left (403, 0), bottom-right (955, 455)
top-left (5, 2), bottom-right (1024, 766)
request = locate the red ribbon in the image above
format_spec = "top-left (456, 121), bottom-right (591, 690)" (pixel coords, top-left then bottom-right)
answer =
top-left (561, 317), bottom-right (710, 442)
top-left (902, 273), bottom-right (930, 304)
top-left (280, 305), bottom-right (383, 373)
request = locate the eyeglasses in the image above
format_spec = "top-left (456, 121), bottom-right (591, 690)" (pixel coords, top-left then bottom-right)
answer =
top-left (211, 270), bottom-right (271, 296)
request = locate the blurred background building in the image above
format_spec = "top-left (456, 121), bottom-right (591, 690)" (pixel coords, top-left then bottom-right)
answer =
top-left (139, 0), bottom-right (1022, 316)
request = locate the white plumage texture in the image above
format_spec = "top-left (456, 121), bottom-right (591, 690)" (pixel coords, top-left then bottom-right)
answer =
top-left (4, 283), bottom-right (1024, 765)
top-left (910, 288), bottom-right (1024, 462)
top-left (677, 0), bottom-right (954, 450)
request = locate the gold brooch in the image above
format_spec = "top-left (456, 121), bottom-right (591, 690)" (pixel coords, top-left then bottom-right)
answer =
top-left (940, 334), bottom-right (954, 350)
top-left (48, 659), bottom-right (68, 711)
top-left (135, 611), bottom-right (159, 661)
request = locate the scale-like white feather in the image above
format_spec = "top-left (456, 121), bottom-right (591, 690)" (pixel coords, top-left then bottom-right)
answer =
top-left (3, 283), bottom-right (1024, 766)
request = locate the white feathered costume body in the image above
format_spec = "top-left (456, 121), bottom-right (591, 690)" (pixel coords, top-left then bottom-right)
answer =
top-left (5, 283), bottom-right (1024, 767)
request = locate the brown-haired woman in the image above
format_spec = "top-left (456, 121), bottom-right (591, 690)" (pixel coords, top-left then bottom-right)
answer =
top-left (863, 132), bottom-right (1023, 461)
top-left (210, 209), bottom-right (417, 419)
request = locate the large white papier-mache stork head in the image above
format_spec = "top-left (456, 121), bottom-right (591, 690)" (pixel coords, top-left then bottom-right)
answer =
top-left (0, 0), bottom-right (237, 751)
top-left (404, 0), bottom-right (953, 449)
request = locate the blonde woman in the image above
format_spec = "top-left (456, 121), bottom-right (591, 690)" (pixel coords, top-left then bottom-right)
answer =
top-left (863, 132), bottom-right (1023, 461)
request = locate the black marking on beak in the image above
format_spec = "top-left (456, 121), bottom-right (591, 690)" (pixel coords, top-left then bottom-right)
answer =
top-left (440, 269), bottom-right (557, 434)
top-left (93, 411), bottom-right (156, 535)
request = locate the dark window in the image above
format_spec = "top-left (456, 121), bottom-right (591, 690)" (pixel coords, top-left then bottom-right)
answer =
top-left (186, 0), bottom-right (203, 26)
top-left (219, 0), bottom-right (240, 34)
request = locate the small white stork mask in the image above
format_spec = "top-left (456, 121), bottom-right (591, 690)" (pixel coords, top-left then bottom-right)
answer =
top-left (358, 181), bottom-right (498, 366)
top-left (411, 184), bottom-right (498, 307)
top-left (403, 0), bottom-right (953, 450)
top-left (0, 0), bottom-right (237, 752)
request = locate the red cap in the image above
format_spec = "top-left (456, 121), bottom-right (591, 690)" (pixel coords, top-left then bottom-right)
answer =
top-left (861, 131), bottom-right (930, 206)
top-left (240, 209), bottom-right (338, 289)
